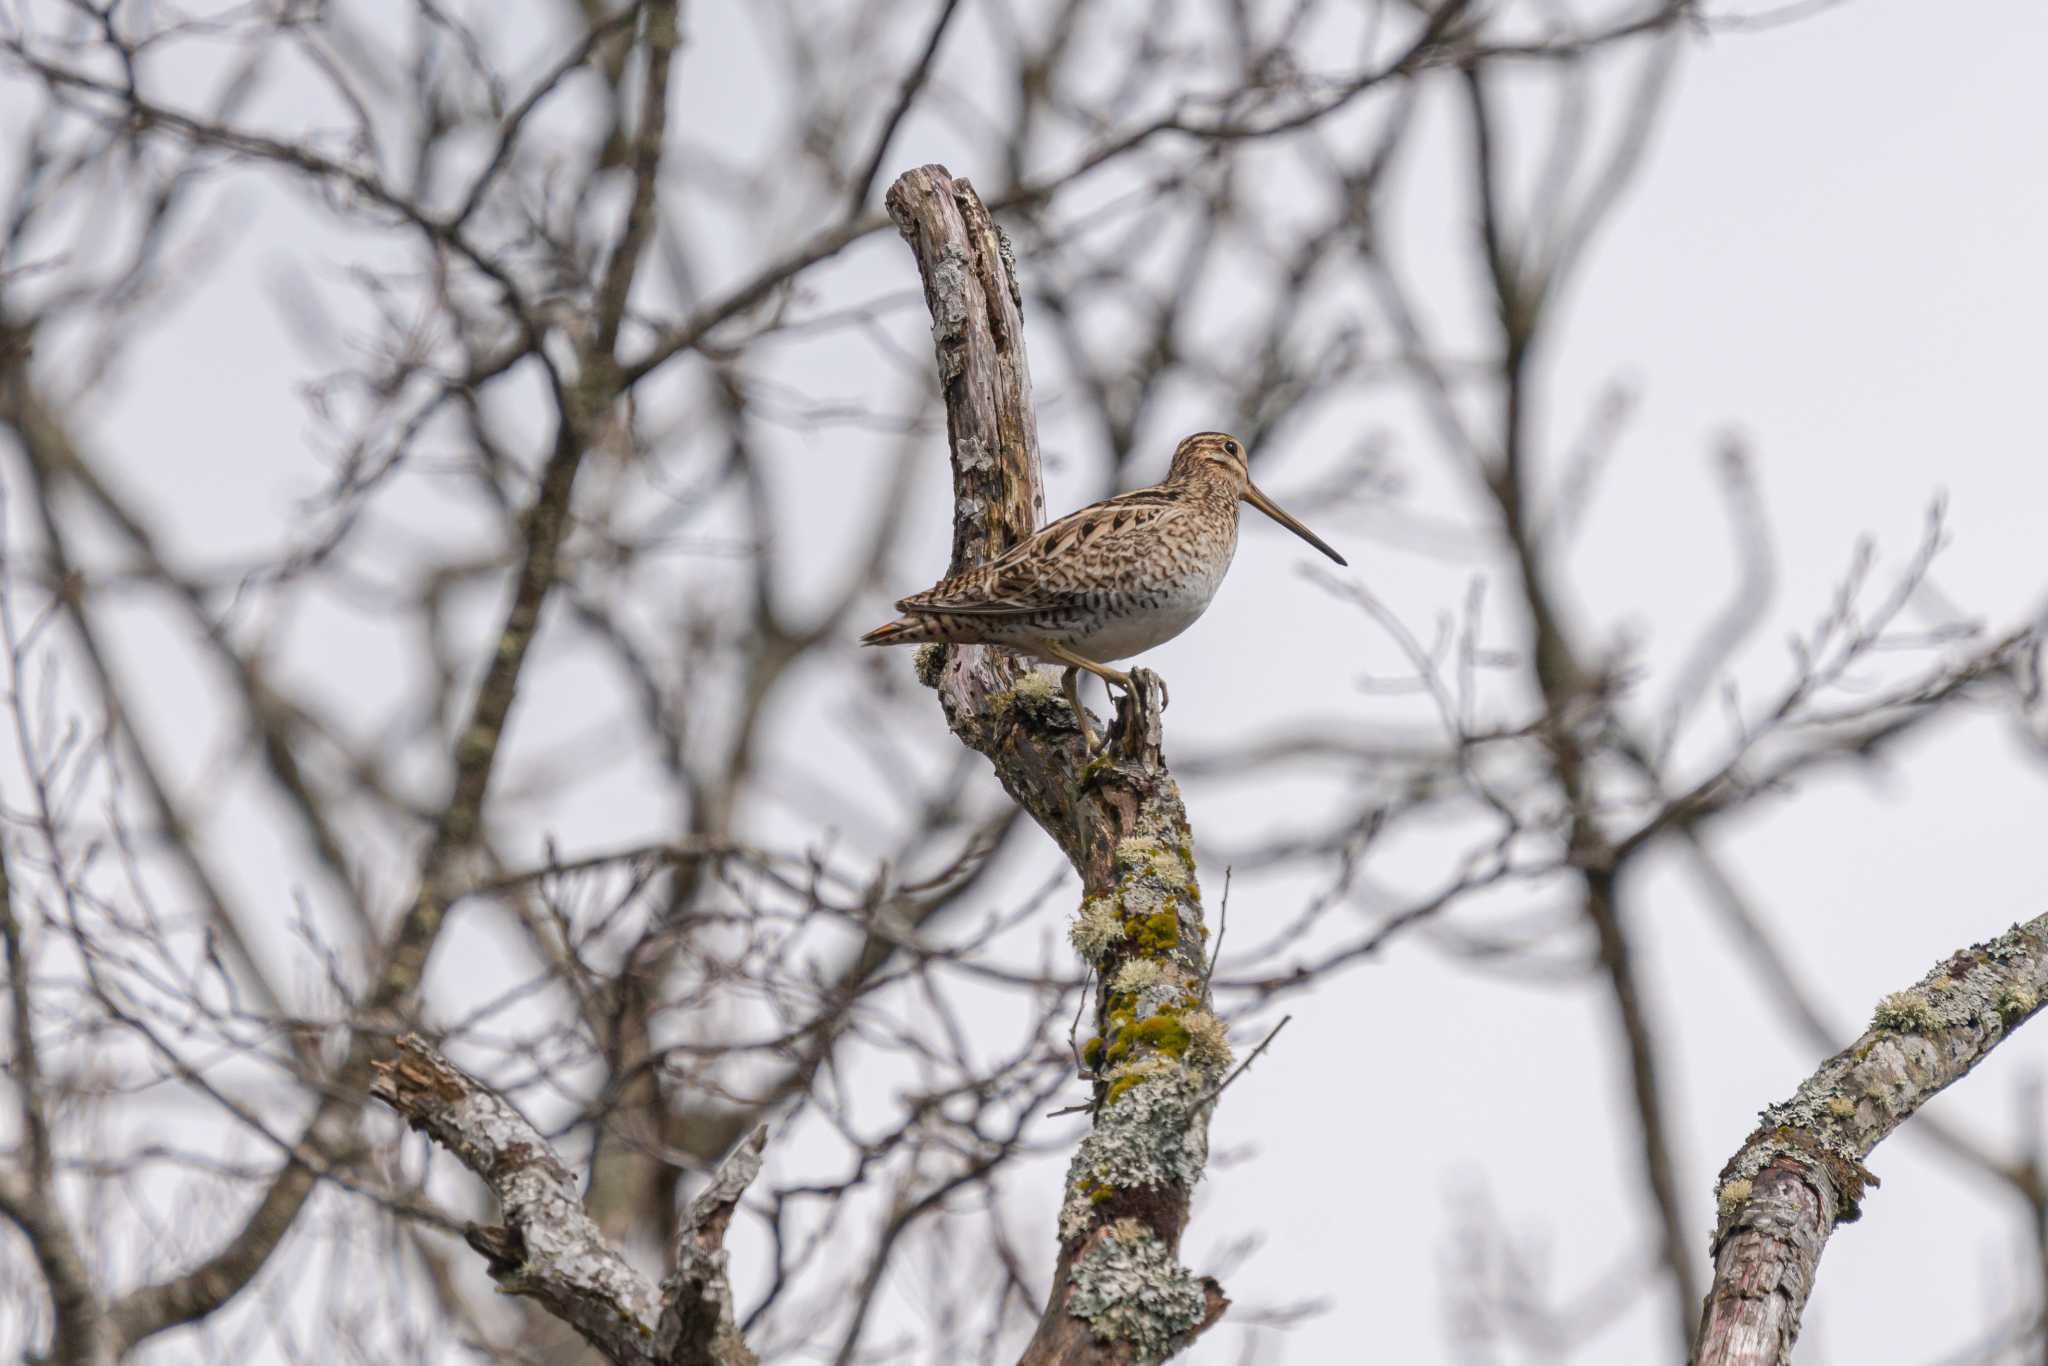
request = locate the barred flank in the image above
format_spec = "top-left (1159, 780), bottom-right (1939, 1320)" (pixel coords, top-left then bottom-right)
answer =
top-left (859, 616), bottom-right (937, 646)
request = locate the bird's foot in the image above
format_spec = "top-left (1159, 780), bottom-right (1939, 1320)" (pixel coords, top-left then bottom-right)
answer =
top-left (1108, 668), bottom-right (1168, 763)
top-left (1059, 664), bottom-right (1166, 765)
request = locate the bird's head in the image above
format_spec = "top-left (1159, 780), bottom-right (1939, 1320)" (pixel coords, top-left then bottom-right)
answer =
top-left (1167, 431), bottom-right (1347, 567)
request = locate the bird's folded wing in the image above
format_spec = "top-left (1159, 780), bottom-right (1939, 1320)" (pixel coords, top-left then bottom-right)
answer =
top-left (897, 496), bottom-right (1186, 616)
top-left (896, 559), bottom-right (1071, 615)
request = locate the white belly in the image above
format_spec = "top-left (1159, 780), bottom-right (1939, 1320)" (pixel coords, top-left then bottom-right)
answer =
top-left (1067, 567), bottom-right (1226, 662)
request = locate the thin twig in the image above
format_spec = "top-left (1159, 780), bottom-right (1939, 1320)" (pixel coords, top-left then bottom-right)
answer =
top-left (1196, 1015), bottom-right (1292, 1109)
top-left (845, 0), bottom-right (964, 221)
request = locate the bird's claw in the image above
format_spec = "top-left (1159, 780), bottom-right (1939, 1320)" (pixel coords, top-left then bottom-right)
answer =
top-left (1061, 666), bottom-right (1167, 765)
top-left (1107, 668), bottom-right (1168, 756)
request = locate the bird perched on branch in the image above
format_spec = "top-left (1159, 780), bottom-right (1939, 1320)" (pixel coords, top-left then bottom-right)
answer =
top-left (862, 431), bottom-right (1346, 750)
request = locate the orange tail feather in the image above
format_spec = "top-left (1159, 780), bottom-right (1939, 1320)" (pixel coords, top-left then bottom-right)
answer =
top-left (859, 617), bottom-right (932, 646)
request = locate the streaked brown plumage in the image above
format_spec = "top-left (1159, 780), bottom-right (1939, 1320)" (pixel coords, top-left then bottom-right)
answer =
top-left (862, 431), bottom-right (1345, 749)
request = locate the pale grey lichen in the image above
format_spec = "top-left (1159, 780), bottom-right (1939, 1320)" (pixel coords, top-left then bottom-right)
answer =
top-left (1113, 835), bottom-right (1194, 895)
top-left (1131, 982), bottom-right (1186, 1021)
top-left (1102, 1056), bottom-right (1172, 1097)
top-left (1111, 959), bottom-right (1169, 995)
top-left (1060, 1066), bottom-right (1210, 1208)
top-left (994, 223), bottom-right (1022, 308)
top-left (1719, 914), bottom-right (2048, 1234)
top-left (928, 246), bottom-right (972, 371)
top-left (1066, 1224), bottom-right (1207, 1362)
top-left (1117, 878), bottom-right (1169, 924)
top-left (1741, 1074), bottom-right (1872, 1203)
top-left (1069, 897), bottom-right (1124, 961)
top-left (1115, 835), bottom-right (1175, 872)
top-left (1753, 1090), bottom-right (1862, 1156)
top-left (1866, 943), bottom-right (2039, 1036)
top-left (1872, 990), bottom-right (1940, 1033)
top-left (1986, 925), bottom-right (2040, 961)
top-left (1069, 828), bottom-right (1203, 971)
top-left (1108, 957), bottom-right (1187, 1022)
top-left (1013, 669), bottom-right (1058, 701)
top-left (1098, 834), bottom-right (1203, 965)
top-left (996, 668), bottom-right (1070, 727)
top-left (1181, 1012), bottom-right (1233, 1073)
top-left (1058, 1185), bottom-right (1096, 1242)
top-left (956, 433), bottom-right (994, 472)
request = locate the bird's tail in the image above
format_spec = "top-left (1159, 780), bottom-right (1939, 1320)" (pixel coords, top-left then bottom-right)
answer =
top-left (859, 615), bottom-right (935, 647)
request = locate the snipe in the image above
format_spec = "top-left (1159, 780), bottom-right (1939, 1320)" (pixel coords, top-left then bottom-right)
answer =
top-left (862, 432), bottom-right (1346, 750)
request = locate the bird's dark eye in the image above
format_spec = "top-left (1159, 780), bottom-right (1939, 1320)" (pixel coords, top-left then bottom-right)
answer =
top-left (1223, 441), bottom-right (1239, 457)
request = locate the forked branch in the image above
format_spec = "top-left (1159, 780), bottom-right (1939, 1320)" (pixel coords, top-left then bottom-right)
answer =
top-left (371, 1035), bottom-right (765, 1366)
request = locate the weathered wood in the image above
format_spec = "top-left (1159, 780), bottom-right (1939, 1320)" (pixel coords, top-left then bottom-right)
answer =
top-left (885, 163), bottom-right (1230, 1365)
top-left (883, 164), bottom-right (1044, 571)
top-left (1695, 914), bottom-right (2048, 1364)
top-left (370, 1035), bottom-right (764, 1366)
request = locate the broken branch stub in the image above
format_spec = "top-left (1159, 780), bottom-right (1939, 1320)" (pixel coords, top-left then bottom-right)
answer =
top-left (885, 163), bottom-right (1226, 1365)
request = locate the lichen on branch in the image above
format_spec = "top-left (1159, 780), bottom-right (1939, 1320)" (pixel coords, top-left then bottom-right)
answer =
top-left (884, 163), bottom-right (1231, 1364)
top-left (370, 1034), bottom-right (765, 1366)
top-left (1696, 914), bottom-right (2048, 1365)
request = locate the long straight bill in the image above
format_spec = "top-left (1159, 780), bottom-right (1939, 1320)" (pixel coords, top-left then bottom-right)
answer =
top-left (1245, 484), bottom-right (1347, 566)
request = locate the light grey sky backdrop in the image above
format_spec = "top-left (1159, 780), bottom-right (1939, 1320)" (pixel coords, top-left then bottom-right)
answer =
top-left (10, 0), bottom-right (2048, 1361)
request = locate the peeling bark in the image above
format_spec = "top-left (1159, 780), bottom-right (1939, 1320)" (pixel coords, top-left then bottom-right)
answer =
top-left (885, 164), bottom-right (1229, 1365)
top-left (1695, 914), bottom-right (2048, 1365)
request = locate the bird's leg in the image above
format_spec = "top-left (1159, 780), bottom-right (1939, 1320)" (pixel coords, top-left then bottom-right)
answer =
top-left (1041, 643), bottom-right (1130, 754)
top-left (1058, 665), bottom-right (1099, 753)
top-left (1044, 647), bottom-right (1166, 755)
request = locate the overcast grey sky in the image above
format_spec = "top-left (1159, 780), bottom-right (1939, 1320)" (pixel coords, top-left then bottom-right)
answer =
top-left (8, 1), bottom-right (2048, 1362)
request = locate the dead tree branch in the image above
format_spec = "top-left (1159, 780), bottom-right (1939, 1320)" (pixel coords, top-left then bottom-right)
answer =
top-left (371, 1034), bottom-right (765, 1366)
top-left (1695, 912), bottom-right (2048, 1364)
top-left (884, 163), bottom-right (1231, 1364)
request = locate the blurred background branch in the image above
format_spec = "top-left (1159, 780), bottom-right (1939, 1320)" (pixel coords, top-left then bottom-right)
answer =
top-left (0, 2), bottom-right (2043, 1363)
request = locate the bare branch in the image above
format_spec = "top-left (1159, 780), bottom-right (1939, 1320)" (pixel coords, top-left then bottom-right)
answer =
top-left (371, 1034), bottom-right (771, 1366)
top-left (659, 1128), bottom-right (768, 1366)
top-left (371, 1036), bottom-right (664, 1361)
top-left (1695, 913), bottom-right (2048, 1364)
top-left (0, 848), bottom-right (115, 1366)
